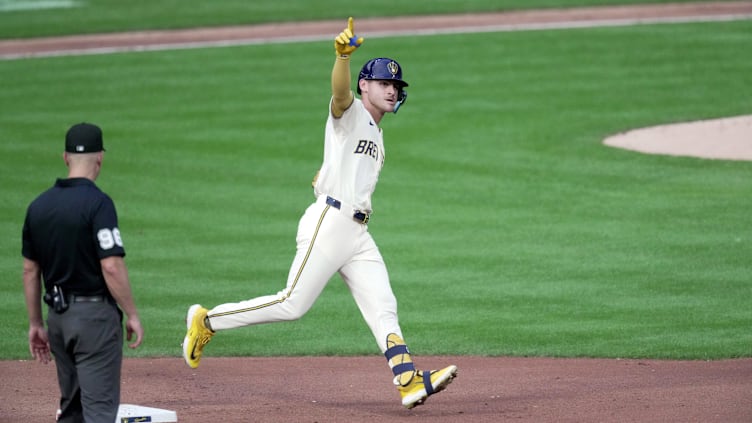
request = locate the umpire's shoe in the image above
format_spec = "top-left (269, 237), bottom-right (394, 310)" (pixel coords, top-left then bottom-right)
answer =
top-left (182, 304), bottom-right (215, 368)
top-left (398, 365), bottom-right (458, 409)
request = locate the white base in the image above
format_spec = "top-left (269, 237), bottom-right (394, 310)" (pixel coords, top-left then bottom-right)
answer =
top-left (116, 404), bottom-right (177, 422)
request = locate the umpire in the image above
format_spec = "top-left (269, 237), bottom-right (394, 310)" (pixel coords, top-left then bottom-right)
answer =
top-left (22, 122), bottom-right (144, 423)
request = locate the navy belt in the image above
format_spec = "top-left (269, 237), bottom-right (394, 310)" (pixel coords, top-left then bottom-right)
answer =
top-left (68, 295), bottom-right (109, 303)
top-left (326, 196), bottom-right (370, 224)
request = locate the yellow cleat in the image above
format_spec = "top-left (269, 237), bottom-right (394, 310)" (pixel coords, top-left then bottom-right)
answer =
top-left (398, 365), bottom-right (458, 409)
top-left (182, 304), bottom-right (214, 369)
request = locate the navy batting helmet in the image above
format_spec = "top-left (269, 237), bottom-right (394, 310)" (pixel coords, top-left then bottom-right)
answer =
top-left (357, 58), bottom-right (409, 112)
top-left (357, 58), bottom-right (408, 93)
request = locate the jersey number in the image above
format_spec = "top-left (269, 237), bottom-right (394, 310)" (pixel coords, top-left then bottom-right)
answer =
top-left (97, 228), bottom-right (123, 250)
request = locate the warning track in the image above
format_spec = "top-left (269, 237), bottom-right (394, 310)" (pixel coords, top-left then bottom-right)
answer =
top-left (1, 1), bottom-right (751, 59)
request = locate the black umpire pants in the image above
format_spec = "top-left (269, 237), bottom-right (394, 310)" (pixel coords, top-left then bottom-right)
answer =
top-left (46, 299), bottom-right (123, 423)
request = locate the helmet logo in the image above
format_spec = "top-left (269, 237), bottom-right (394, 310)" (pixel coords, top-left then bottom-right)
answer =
top-left (387, 61), bottom-right (399, 76)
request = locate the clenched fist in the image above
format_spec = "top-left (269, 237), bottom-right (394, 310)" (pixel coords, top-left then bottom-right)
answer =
top-left (334, 17), bottom-right (363, 57)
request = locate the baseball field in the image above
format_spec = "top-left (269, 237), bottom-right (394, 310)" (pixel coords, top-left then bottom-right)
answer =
top-left (1, 1), bottom-right (751, 422)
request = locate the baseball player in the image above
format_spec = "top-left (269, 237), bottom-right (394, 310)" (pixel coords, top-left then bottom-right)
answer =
top-left (182, 17), bottom-right (457, 409)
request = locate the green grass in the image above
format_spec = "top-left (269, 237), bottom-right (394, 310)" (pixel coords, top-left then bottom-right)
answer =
top-left (1, 18), bottom-right (751, 360)
top-left (0, 0), bottom-right (731, 38)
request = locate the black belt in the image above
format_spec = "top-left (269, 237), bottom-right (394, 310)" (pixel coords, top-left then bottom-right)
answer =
top-left (68, 295), bottom-right (109, 303)
top-left (326, 196), bottom-right (370, 224)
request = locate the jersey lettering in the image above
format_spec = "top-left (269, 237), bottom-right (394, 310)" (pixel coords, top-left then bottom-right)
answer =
top-left (97, 228), bottom-right (123, 250)
top-left (354, 140), bottom-right (379, 160)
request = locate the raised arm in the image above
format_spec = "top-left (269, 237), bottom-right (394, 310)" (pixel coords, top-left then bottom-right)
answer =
top-left (331, 17), bottom-right (363, 118)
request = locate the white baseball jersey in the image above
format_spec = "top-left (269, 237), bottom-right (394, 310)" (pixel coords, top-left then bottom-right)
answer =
top-left (205, 95), bottom-right (404, 354)
top-left (314, 97), bottom-right (385, 213)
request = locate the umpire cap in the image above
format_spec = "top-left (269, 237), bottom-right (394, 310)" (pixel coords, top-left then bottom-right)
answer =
top-left (65, 123), bottom-right (105, 153)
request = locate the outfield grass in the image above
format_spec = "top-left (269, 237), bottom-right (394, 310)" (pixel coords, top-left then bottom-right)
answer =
top-left (1, 15), bottom-right (751, 360)
top-left (0, 0), bottom-right (731, 38)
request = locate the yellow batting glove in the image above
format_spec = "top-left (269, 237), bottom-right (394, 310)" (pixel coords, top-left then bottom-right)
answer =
top-left (334, 17), bottom-right (363, 57)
